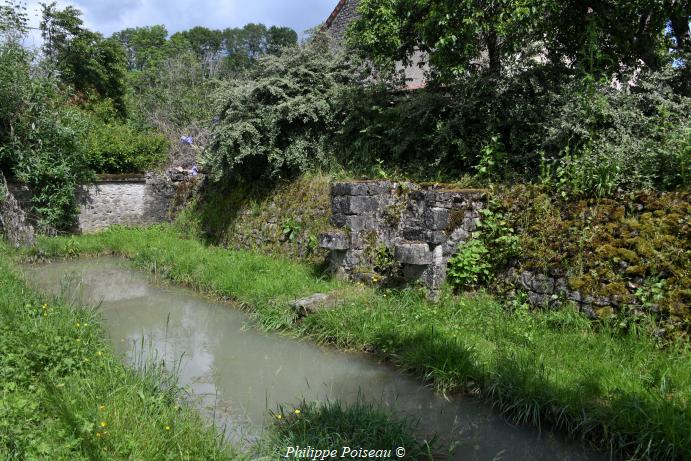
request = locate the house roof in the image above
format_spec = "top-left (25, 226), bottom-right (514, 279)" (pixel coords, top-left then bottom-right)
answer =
top-left (325, 0), bottom-right (348, 29)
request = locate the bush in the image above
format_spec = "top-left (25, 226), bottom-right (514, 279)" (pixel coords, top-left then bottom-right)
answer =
top-left (82, 117), bottom-right (169, 173)
top-left (336, 63), bottom-right (690, 195)
top-left (544, 71), bottom-right (690, 197)
top-left (204, 36), bottom-right (360, 182)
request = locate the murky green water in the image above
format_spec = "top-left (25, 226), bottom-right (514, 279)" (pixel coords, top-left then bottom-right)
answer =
top-left (24, 257), bottom-right (606, 460)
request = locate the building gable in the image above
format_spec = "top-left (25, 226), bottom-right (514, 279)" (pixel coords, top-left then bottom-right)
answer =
top-left (325, 0), bottom-right (360, 42)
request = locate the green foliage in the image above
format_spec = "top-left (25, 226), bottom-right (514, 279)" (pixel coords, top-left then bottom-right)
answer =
top-left (281, 218), bottom-right (301, 242)
top-left (40, 2), bottom-right (128, 116)
top-left (204, 38), bottom-right (359, 182)
top-left (0, 77), bottom-right (94, 231)
top-left (112, 25), bottom-right (169, 71)
top-left (447, 239), bottom-right (492, 288)
top-left (260, 400), bottom-right (433, 460)
top-left (448, 198), bottom-right (520, 291)
top-left (336, 64), bottom-right (689, 194)
top-left (349, 0), bottom-right (688, 79)
top-left (545, 73), bottom-right (691, 197)
top-left (79, 114), bottom-right (169, 173)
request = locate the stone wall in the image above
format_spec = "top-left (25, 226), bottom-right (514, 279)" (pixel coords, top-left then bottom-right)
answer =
top-left (319, 181), bottom-right (486, 297)
top-left (325, 0), bottom-right (360, 42)
top-left (77, 174), bottom-right (177, 233)
top-left (0, 174), bottom-right (35, 247)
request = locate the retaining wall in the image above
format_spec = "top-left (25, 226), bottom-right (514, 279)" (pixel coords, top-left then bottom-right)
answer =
top-left (319, 181), bottom-right (486, 297)
top-left (77, 174), bottom-right (176, 233)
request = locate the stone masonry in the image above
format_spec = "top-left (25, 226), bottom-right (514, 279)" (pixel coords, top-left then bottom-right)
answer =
top-left (319, 181), bottom-right (486, 297)
top-left (325, 0), bottom-right (360, 42)
top-left (77, 173), bottom-right (177, 233)
top-left (0, 173), bottom-right (35, 247)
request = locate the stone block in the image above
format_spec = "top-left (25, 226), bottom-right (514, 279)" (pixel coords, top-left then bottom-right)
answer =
top-left (291, 293), bottom-right (337, 316)
top-left (402, 227), bottom-right (427, 242)
top-left (318, 231), bottom-right (350, 250)
top-left (395, 242), bottom-right (433, 265)
top-left (425, 230), bottom-right (447, 245)
top-left (332, 195), bottom-right (381, 215)
top-left (332, 181), bottom-right (391, 197)
top-left (343, 215), bottom-right (377, 232)
top-left (424, 207), bottom-right (450, 230)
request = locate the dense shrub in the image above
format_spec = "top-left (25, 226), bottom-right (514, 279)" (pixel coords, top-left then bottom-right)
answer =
top-left (80, 115), bottom-right (169, 173)
top-left (544, 72), bottom-right (690, 197)
top-left (204, 36), bottom-right (360, 182)
top-left (0, 56), bottom-right (93, 231)
top-left (336, 65), bottom-right (690, 195)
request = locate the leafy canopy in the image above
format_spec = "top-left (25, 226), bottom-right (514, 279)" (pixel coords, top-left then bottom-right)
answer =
top-left (349, 0), bottom-right (690, 79)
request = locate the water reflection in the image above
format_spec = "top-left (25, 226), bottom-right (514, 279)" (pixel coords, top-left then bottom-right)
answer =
top-left (24, 258), bottom-right (605, 461)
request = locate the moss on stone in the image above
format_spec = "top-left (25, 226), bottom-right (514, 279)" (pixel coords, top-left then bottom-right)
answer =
top-left (495, 185), bottom-right (690, 336)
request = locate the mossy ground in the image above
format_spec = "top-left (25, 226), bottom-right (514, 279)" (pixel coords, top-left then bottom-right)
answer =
top-left (26, 225), bottom-right (691, 460)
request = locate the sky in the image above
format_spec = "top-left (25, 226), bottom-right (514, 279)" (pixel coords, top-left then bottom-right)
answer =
top-left (22, 0), bottom-right (339, 47)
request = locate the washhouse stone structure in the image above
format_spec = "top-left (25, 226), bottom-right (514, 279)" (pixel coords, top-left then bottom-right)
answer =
top-left (319, 181), bottom-right (486, 296)
top-left (77, 174), bottom-right (178, 233)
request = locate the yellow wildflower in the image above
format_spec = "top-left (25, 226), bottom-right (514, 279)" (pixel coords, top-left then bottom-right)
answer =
top-left (42, 304), bottom-right (47, 309)
top-left (294, 409), bottom-right (301, 415)
top-left (276, 414), bottom-right (282, 420)
top-left (165, 426), bottom-right (171, 431)
top-left (99, 405), bottom-right (106, 411)
top-left (76, 323), bottom-right (80, 328)
top-left (100, 421), bottom-right (107, 428)
top-left (96, 351), bottom-right (103, 357)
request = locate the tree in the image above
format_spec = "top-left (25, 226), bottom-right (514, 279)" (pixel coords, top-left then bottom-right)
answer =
top-left (40, 2), bottom-right (128, 116)
top-left (267, 26), bottom-right (298, 54)
top-left (112, 25), bottom-right (169, 71)
top-left (171, 26), bottom-right (223, 58)
top-left (349, 0), bottom-right (690, 80)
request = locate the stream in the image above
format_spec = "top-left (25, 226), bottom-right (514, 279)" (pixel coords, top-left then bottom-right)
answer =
top-left (23, 257), bottom-right (606, 461)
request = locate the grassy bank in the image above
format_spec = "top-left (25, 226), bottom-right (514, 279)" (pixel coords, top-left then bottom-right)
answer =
top-left (0, 242), bottom-right (240, 460)
top-left (27, 226), bottom-right (691, 460)
top-left (1, 237), bottom-right (428, 460)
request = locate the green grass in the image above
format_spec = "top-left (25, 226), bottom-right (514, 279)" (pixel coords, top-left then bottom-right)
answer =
top-left (2, 232), bottom-right (426, 460)
top-left (0, 241), bottom-right (241, 460)
top-left (26, 225), bottom-right (691, 460)
top-left (255, 400), bottom-right (435, 460)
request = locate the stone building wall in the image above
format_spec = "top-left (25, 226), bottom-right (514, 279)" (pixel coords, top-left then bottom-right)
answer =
top-left (319, 181), bottom-right (486, 297)
top-left (325, 0), bottom-right (360, 42)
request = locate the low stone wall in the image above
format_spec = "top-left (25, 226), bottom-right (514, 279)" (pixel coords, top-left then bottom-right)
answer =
top-left (319, 180), bottom-right (486, 296)
top-left (0, 174), bottom-right (35, 247)
top-left (5, 173), bottom-right (179, 235)
top-left (77, 174), bottom-right (177, 234)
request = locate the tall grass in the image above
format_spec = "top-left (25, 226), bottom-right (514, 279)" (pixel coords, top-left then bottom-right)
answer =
top-left (255, 399), bottom-right (435, 460)
top-left (28, 226), bottom-right (691, 460)
top-left (0, 241), bottom-right (241, 460)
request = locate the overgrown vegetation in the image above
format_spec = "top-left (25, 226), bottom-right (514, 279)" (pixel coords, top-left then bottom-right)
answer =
top-left (28, 226), bottom-right (691, 460)
top-left (203, 36), bottom-right (360, 183)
